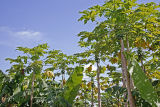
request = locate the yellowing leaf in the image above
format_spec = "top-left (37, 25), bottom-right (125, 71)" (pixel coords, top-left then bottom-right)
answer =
top-left (94, 88), bottom-right (98, 94)
top-left (88, 65), bottom-right (92, 72)
top-left (151, 71), bottom-right (160, 79)
top-left (87, 82), bottom-right (92, 88)
top-left (23, 85), bottom-right (28, 90)
top-left (106, 64), bottom-right (110, 70)
top-left (141, 41), bottom-right (146, 49)
top-left (82, 59), bottom-right (87, 63)
top-left (100, 66), bottom-right (106, 73)
top-left (80, 96), bottom-right (84, 99)
top-left (135, 37), bottom-right (141, 42)
top-left (117, 52), bottom-right (121, 59)
top-left (110, 57), bottom-right (118, 64)
top-left (147, 34), bottom-right (154, 38)
top-left (63, 80), bottom-right (66, 85)
top-left (104, 85), bottom-right (108, 88)
top-left (94, 96), bottom-right (98, 99)
top-left (53, 63), bottom-right (57, 68)
top-left (146, 41), bottom-right (150, 48)
top-left (45, 71), bottom-right (54, 78)
top-left (101, 86), bottom-right (105, 90)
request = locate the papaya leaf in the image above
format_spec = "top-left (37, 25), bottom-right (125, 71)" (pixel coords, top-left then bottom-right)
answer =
top-left (63, 66), bottom-right (84, 105)
top-left (129, 60), bottom-right (159, 107)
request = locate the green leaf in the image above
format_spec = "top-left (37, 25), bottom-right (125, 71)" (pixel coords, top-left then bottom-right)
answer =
top-left (63, 67), bottom-right (84, 105)
top-left (129, 60), bottom-right (159, 107)
top-left (13, 86), bottom-right (21, 95)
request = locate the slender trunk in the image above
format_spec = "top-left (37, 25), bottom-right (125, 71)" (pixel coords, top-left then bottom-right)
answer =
top-left (138, 48), bottom-right (145, 73)
top-left (91, 76), bottom-right (94, 107)
top-left (126, 35), bottom-right (134, 89)
top-left (95, 55), bottom-right (101, 107)
top-left (122, 69), bottom-right (127, 107)
top-left (62, 73), bottom-right (64, 88)
top-left (61, 69), bottom-right (65, 88)
top-left (120, 39), bottom-right (135, 107)
top-left (122, 36), bottom-right (128, 107)
top-left (117, 95), bottom-right (120, 107)
top-left (30, 71), bottom-right (35, 107)
top-left (140, 57), bottom-right (145, 73)
top-left (85, 96), bottom-right (87, 107)
top-left (126, 35), bottom-right (130, 53)
top-left (122, 70), bottom-right (126, 88)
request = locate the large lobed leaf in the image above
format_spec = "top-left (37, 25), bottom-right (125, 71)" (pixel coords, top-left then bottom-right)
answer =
top-left (129, 60), bottom-right (159, 107)
top-left (63, 66), bottom-right (84, 106)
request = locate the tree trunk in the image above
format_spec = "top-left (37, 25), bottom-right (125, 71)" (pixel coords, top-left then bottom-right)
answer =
top-left (85, 96), bottom-right (87, 107)
top-left (95, 55), bottom-right (101, 107)
top-left (126, 35), bottom-right (134, 89)
top-left (138, 48), bottom-right (145, 73)
top-left (120, 39), bottom-right (135, 107)
top-left (62, 72), bottom-right (64, 88)
top-left (30, 71), bottom-right (35, 107)
top-left (140, 56), bottom-right (145, 73)
top-left (122, 70), bottom-right (126, 88)
top-left (122, 68), bottom-right (127, 107)
top-left (117, 95), bottom-right (120, 107)
top-left (91, 76), bottom-right (94, 107)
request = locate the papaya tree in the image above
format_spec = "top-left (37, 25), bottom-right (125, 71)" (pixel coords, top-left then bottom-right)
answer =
top-left (78, 0), bottom-right (160, 106)
top-left (0, 44), bottom-right (85, 106)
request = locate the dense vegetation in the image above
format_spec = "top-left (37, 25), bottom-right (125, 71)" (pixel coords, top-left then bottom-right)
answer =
top-left (0, 0), bottom-right (160, 107)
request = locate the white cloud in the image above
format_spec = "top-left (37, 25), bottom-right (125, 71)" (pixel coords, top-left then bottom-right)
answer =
top-left (0, 26), bottom-right (45, 47)
top-left (14, 30), bottom-right (42, 40)
top-left (0, 26), bottom-right (43, 40)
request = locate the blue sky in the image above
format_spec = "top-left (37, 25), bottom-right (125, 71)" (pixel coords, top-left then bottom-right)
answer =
top-left (0, 0), bottom-right (159, 71)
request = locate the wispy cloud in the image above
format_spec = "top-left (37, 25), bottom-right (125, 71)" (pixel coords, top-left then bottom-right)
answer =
top-left (0, 26), bottom-right (43, 40)
top-left (0, 26), bottom-right (45, 47)
top-left (14, 30), bottom-right (42, 40)
top-left (16, 31), bottom-right (41, 37)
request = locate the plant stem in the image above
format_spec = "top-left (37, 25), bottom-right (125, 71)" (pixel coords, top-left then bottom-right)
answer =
top-left (95, 55), bottom-right (101, 107)
top-left (62, 72), bottom-right (64, 88)
top-left (120, 39), bottom-right (135, 107)
top-left (91, 76), bottom-right (94, 107)
top-left (30, 71), bottom-right (35, 107)
top-left (126, 35), bottom-right (134, 89)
